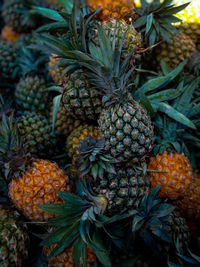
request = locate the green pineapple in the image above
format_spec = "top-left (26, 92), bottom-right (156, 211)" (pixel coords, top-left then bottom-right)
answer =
top-left (2, 0), bottom-right (39, 33)
top-left (17, 111), bottom-right (55, 157)
top-left (15, 33), bottom-right (36, 50)
top-left (0, 41), bottom-right (19, 82)
top-left (0, 207), bottom-right (29, 267)
top-left (15, 48), bottom-right (50, 115)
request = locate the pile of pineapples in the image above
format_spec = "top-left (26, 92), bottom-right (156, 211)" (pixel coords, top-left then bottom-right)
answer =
top-left (0, 0), bottom-right (200, 266)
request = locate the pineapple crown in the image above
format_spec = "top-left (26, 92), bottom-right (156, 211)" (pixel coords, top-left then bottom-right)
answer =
top-left (133, 0), bottom-right (190, 46)
top-left (39, 179), bottom-right (131, 267)
top-left (132, 186), bottom-right (180, 255)
top-left (168, 248), bottom-right (200, 267)
top-left (17, 47), bottom-right (49, 78)
top-left (77, 137), bottom-right (117, 180)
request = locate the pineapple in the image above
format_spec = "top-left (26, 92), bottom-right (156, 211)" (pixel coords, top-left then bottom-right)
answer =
top-left (86, 0), bottom-right (136, 22)
top-left (43, 244), bottom-right (96, 267)
top-left (0, 207), bottom-right (29, 267)
top-left (0, 41), bottom-right (19, 82)
top-left (1, 25), bottom-right (20, 43)
top-left (15, 48), bottom-right (50, 115)
top-left (15, 33), bottom-right (36, 50)
top-left (2, 0), bottom-right (39, 33)
top-left (63, 70), bottom-right (103, 122)
top-left (147, 152), bottom-right (193, 200)
top-left (174, 176), bottom-right (200, 220)
top-left (17, 111), bottom-right (55, 157)
top-left (49, 53), bottom-right (69, 85)
top-left (154, 32), bottom-right (196, 69)
top-left (9, 159), bottom-right (70, 222)
top-left (173, 0), bottom-right (200, 43)
top-left (50, 104), bottom-right (82, 136)
top-left (67, 124), bottom-right (101, 163)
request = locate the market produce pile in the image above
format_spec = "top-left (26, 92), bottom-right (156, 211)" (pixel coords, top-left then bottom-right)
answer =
top-left (0, 0), bottom-right (200, 266)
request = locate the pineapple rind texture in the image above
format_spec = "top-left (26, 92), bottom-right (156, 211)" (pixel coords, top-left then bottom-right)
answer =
top-left (9, 159), bottom-right (70, 222)
top-left (49, 54), bottom-right (69, 85)
top-left (148, 152), bottom-right (193, 200)
top-left (86, 0), bottom-right (136, 22)
top-left (0, 209), bottom-right (29, 267)
top-left (43, 244), bottom-right (96, 267)
top-left (98, 101), bottom-right (154, 163)
top-left (1, 25), bottom-right (20, 43)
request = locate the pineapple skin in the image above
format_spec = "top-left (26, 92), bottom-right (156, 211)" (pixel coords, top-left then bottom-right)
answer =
top-left (50, 104), bottom-right (82, 136)
top-left (148, 152), bottom-right (193, 200)
top-left (1, 25), bottom-right (20, 43)
top-left (154, 32), bottom-right (196, 69)
top-left (63, 71), bottom-right (102, 122)
top-left (96, 165), bottom-right (151, 215)
top-left (17, 112), bottom-right (54, 157)
top-left (86, 0), bottom-right (136, 22)
top-left (43, 244), bottom-right (96, 267)
top-left (49, 54), bottom-right (69, 85)
top-left (67, 124), bottom-right (101, 163)
top-left (0, 208), bottom-right (29, 267)
top-left (98, 100), bottom-right (154, 163)
top-left (9, 159), bottom-right (70, 222)
top-left (0, 41), bottom-right (18, 82)
top-left (15, 76), bottom-right (50, 115)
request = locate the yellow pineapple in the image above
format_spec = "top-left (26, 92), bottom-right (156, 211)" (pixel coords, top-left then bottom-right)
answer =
top-left (43, 244), bottom-right (96, 267)
top-left (86, 0), bottom-right (136, 22)
top-left (9, 159), bottom-right (70, 222)
top-left (1, 25), bottom-right (20, 43)
top-left (67, 124), bottom-right (101, 163)
top-left (173, 0), bottom-right (200, 43)
top-left (148, 152), bottom-right (193, 200)
top-left (49, 53), bottom-right (69, 84)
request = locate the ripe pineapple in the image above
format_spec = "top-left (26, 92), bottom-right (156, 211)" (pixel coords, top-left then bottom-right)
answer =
top-left (63, 71), bottom-right (103, 122)
top-left (50, 104), bottom-right (82, 136)
top-left (148, 152), bottom-right (193, 200)
top-left (67, 124), bottom-right (101, 162)
top-left (0, 41), bottom-right (19, 82)
top-left (154, 32), bottom-right (196, 69)
top-left (86, 0), bottom-right (136, 22)
top-left (9, 159), bottom-right (70, 222)
top-left (2, 0), bottom-right (38, 33)
top-left (174, 176), bottom-right (200, 220)
top-left (1, 25), bottom-right (20, 43)
top-left (17, 111), bottom-right (55, 157)
top-left (43, 244), bottom-right (96, 267)
top-left (49, 53), bottom-right (69, 85)
top-left (0, 207), bottom-right (29, 267)
top-left (173, 0), bottom-right (200, 43)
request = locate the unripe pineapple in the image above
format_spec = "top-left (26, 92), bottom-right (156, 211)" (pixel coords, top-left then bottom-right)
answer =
top-left (0, 41), bottom-right (19, 82)
top-left (9, 159), bottom-right (70, 222)
top-left (0, 207), bottom-right (29, 267)
top-left (99, 100), bottom-right (154, 163)
top-left (154, 32), bottom-right (196, 69)
top-left (1, 25), bottom-right (20, 43)
top-left (17, 112), bottom-right (55, 157)
top-left (173, 0), bottom-right (200, 43)
top-left (67, 124), bottom-right (101, 162)
top-left (15, 76), bottom-right (50, 115)
top-left (86, 0), bottom-right (136, 22)
top-left (63, 71), bottom-right (102, 122)
top-left (15, 33), bottom-right (36, 50)
top-left (49, 54), bottom-right (69, 85)
top-left (2, 0), bottom-right (38, 33)
top-left (147, 152), bottom-right (193, 200)
top-left (50, 104), bottom-right (82, 136)
top-left (43, 244), bottom-right (96, 267)
top-left (174, 176), bottom-right (200, 220)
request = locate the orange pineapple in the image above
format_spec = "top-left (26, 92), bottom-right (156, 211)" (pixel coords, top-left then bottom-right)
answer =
top-left (43, 244), bottom-right (96, 267)
top-left (147, 152), bottom-right (193, 200)
top-left (9, 159), bottom-right (70, 222)
top-left (67, 124), bottom-right (101, 163)
top-left (174, 176), bottom-right (200, 220)
top-left (1, 25), bottom-right (20, 43)
top-left (86, 0), bottom-right (136, 22)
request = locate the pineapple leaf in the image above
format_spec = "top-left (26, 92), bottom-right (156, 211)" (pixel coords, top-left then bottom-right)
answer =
top-left (31, 6), bottom-right (64, 21)
top-left (52, 94), bottom-right (62, 133)
top-left (40, 227), bottom-right (69, 246)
